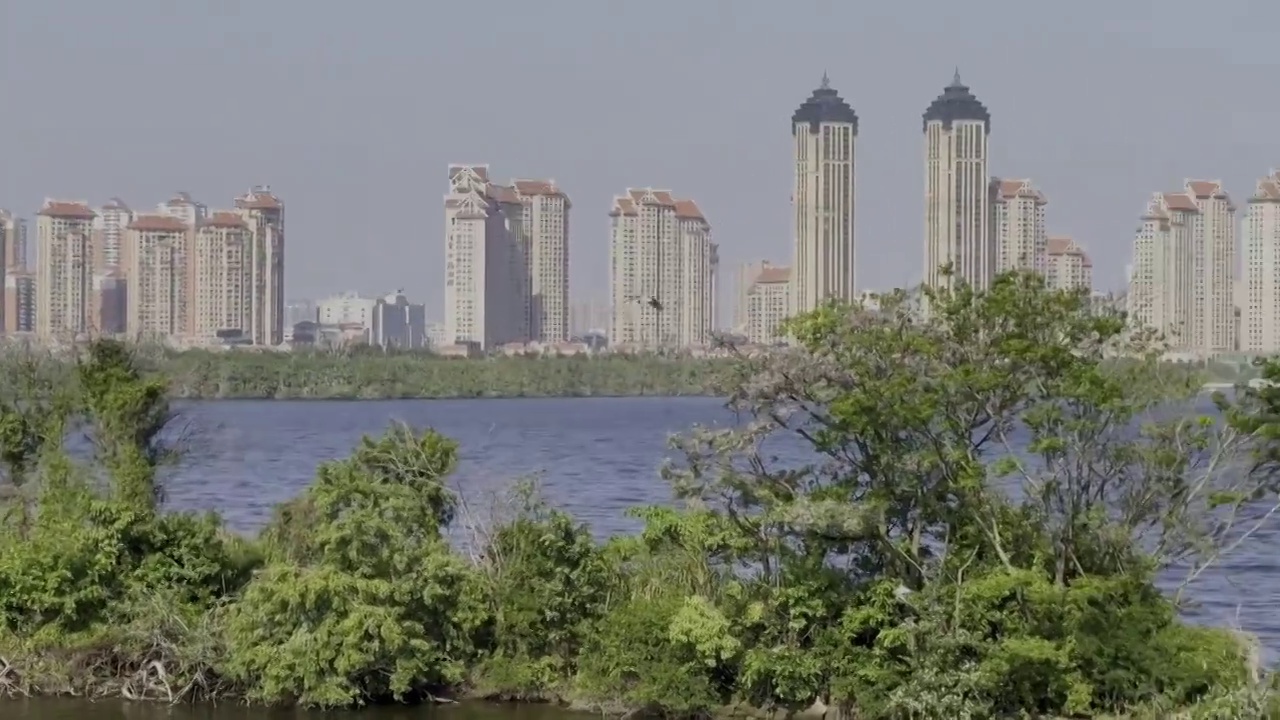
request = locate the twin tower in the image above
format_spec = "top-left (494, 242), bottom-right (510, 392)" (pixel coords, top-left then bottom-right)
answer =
top-left (790, 71), bottom-right (992, 314)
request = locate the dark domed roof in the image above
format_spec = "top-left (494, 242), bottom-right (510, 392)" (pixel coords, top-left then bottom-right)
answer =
top-left (792, 72), bottom-right (858, 135)
top-left (922, 69), bottom-right (990, 133)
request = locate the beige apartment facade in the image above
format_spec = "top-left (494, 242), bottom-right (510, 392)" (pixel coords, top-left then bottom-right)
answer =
top-left (1128, 192), bottom-right (1196, 350)
top-left (1186, 180), bottom-right (1236, 353)
top-left (191, 212), bottom-right (254, 342)
top-left (1243, 171), bottom-right (1280, 353)
top-left (745, 265), bottom-right (791, 345)
top-left (442, 168), bottom-right (572, 350)
top-left (1, 210), bottom-right (30, 334)
top-left (444, 165), bottom-right (524, 349)
top-left (990, 178), bottom-right (1047, 273)
top-left (94, 198), bottom-right (133, 270)
top-left (923, 72), bottom-right (994, 291)
top-left (35, 200), bottom-right (98, 341)
top-left (1045, 236), bottom-right (1092, 292)
top-left (1, 210), bottom-right (27, 271)
top-left (513, 179), bottom-right (571, 343)
top-left (608, 188), bottom-right (717, 349)
top-left (126, 215), bottom-right (189, 341)
top-left (159, 192), bottom-right (208, 227)
top-left (1128, 182), bottom-right (1237, 355)
top-left (791, 74), bottom-right (857, 315)
top-left (235, 187), bottom-right (285, 346)
top-left (675, 200), bottom-right (717, 347)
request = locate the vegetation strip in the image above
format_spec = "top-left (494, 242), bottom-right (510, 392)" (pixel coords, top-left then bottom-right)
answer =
top-left (0, 271), bottom-right (1279, 718)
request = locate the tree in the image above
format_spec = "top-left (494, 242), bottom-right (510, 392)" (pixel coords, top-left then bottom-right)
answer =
top-left (660, 270), bottom-right (1277, 715)
top-left (0, 347), bottom-right (76, 536)
top-left (76, 339), bottom-right (180, 510)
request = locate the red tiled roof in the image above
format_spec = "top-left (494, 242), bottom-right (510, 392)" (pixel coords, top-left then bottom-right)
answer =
top-left (202, 211), bottom-right (248, 229)
top-left (1254, 179), bottom-right (1280, 202)
top-left (993, 179), bottom-right (1046, 203)
top-left (1162, 192), bottom-right (1199, 212)
top-left (674, 199), bottom-right (706, 221)
top-left (129, 214), bottom-right (188, 232)
top-left (609, 197), bottom-right (637, 217)
top-left (755, 266), bottom-right (791, 283)
top-left (38, 201), bottom-right (96, 220)
top-left (513, 179), bottom-right (565, 198)
top-left (235, 190), bottom-right (282, 210)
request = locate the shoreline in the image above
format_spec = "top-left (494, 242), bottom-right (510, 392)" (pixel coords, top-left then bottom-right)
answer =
top-left (170, 392), bottom-right (724, 401)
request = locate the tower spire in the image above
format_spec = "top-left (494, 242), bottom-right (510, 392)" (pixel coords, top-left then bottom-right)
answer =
top-left (820, 70), bottom-right (830, 90)
top-left (952, 67), bottom-right (962, 86)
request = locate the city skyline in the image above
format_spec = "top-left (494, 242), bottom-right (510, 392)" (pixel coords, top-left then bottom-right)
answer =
top-left (0, 189), bottom-right (285, 346)
top-left (4, 1), bottom-right (1276, 320)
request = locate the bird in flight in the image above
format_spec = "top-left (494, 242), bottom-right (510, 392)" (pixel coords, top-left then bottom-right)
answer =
top-left (624, 295), bottom-right (664, 312)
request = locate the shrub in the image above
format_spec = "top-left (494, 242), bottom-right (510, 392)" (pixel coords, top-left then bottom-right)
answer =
top-left (222, 425), bottom-right (489, 706)
top-left (472, 483), bottom-right (613, 699)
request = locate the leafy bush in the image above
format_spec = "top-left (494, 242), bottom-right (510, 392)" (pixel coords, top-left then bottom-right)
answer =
top-left (472, 483), bottom-right (613, 699)
top-left (222, 425), bottom-right (489, 706)
top-left (0, 341), bottom-right (255, 702)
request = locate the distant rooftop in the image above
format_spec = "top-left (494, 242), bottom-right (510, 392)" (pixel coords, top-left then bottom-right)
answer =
top-left (791, 72), bottom-right (858, 134)
top-left (922, 69), bottom-right (990, 133)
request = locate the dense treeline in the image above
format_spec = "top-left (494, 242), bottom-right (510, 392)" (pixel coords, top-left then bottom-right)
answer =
top-left (152, 350), bottom-right (734, 399)
top-left (2, 273), bottom-right (1280, 718)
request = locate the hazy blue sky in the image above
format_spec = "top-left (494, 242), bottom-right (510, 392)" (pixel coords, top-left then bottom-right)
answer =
top-left (4, 0), bottom-right (1279, 319)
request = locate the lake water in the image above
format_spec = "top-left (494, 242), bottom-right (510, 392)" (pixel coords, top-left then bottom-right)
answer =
top-left (9, 396), bottom-right (1280, 718)
top-left (165, 397), bottom-right (716, 537)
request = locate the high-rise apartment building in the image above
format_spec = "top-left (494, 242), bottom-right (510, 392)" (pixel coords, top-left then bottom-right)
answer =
top-left (443, 166), bottom-right (572, 349)
top-left (125, 214), bottom-right (189, 340)
top-left (35, 199), bottom-right (97, 341)
top-left (791, 74), bottom-right (857, 315)
top-left (158, 192), bottom-right (208, 227)
top-left (1128, 183), bottom-right (1237, 355)
top-left (744, 265), bottom-right (791, 345)
top-left (1045, 236), bottom-right (1092, 292)
top-left (444, 165), bottom-right (523, 349)
top-left (1242, 171), bottom-right (1280, 353)
top-left (734, 261), bottom-right (772, 333)
top-left (1186, 180), bottom-right (1236, 353)
top-left (234, 187), bottom-right (285, 346)
top-left (484, 183), bottom-right (532, 343)
top-left (191, 212), bottom-right (253, 341)
top-left (373, 291), bottom-right (428, 350)
top-left (1, 210), bottom-right (28, 271)
top-left (608, 188), bottom-right (717, 348)
top-left (990, 178), bottom-right (1047, 273)
top-left (923, 71), bottom-right (993, 290)
top-left (1128, 192), bottom-right (1196, 349)
top-left (1, 210), bottom-right (30, 334)
top-left (512, 179), bottom-right (570, 343)
top-left (94, 198), bottom-right (133, 269)
top-left (3, 272), bottom-right (35, 334)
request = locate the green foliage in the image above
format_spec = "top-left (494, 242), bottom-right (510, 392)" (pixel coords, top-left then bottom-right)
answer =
top-left (223, 424), bottom-right (488, 706)
top-left (0, 340), bottom-right (255, 702)
top-left (472, 483), bottom-right (613, 700)
top-left (576, 594), bottom-right (730, 715)
top-left (5, 277), bottom-right (1280, 717)
top-left (636, 271), bottom-right (1280, 718)
top-left (76, 339), bottom-right (177, 509)
top-left (156, 350), bottom-right (734, 399)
